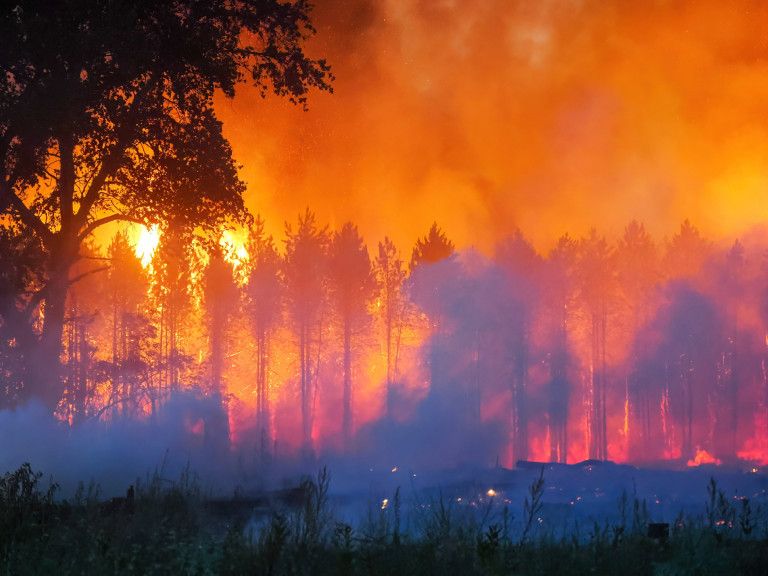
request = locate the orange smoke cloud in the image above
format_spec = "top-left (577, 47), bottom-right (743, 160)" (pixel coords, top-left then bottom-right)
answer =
top-left (216, 0), bottom-right (768, 253)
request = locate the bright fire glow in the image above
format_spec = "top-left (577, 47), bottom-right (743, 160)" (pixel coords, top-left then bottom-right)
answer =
top-left (738, 412), bottom-right (768, 466)
top-left (220, 230), bottom-right (248, 262)
top-left (134, 225), bottom-right (160, 268)
top-left (687, 448), bottom-right (721, 467)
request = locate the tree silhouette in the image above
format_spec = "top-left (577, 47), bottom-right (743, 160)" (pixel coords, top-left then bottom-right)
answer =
top-left (0, 224), bottom-right (45, 408)
top-left (202, 244), bottom-right (237, 453)
top-left (328, 222), bottom-right (376, 449)
top-left (0, 0), bottom-right (332, 410)
top-left (712, 240), bottom-right (745, 457)
top-left (495, 229), bottom-right (542, 464)
top-left (106, 230), bottom-right (151, 419)
top-left (203, 246), bottom-right (237, 396)
top-left (374, 237), bottom-right (408, 417)
top-left (579, 229), bottom-right (615, 461)
top-left (59, 240), bottom-right (106, 424)
top-left (616, 220), bottom-right (660, 460)
top-left (244, 217), bottom-right (283, 456)
top-left (409, 223), bottom-right (456, 395)
top-left (653, 282), bottom-right (722, 461)
top-left (544, 234), bottom-right (578, 463)
top-left (664, 220), bottom-right (712, 281)
top-left (150, 228), bottom-right (193, 399)
top-left (284, 208), bottom-right (329, 455)
top-left (410, 222), bottom-right (455, 270)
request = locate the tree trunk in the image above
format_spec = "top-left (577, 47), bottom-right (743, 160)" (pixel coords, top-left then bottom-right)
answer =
top-left (27, 254), bottom-right (71, 410)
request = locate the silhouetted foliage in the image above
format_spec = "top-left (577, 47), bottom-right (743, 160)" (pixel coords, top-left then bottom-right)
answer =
top-left (284, 208), bottom-right (330, 454)
top-left (374, 237), bottom-right (408, 416)
top-left (0, 0), bottom-right (331, 409)
top-left (244, 216), bottom-right (283, 453)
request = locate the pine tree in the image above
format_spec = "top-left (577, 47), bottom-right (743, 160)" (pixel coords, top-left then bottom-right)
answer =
top-left (244, 217), bottom-right (283, 456)
top-left (374, 237), bottom-right (408, 417)
top-left (284, 208), bottom-right (329, 456)
top-left (328, 222), bottom-right (376, 450)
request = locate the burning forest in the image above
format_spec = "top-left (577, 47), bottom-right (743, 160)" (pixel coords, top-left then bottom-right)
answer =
top-left (9, 1), bottom-right (768, 573)
top-left (5, 206), bottom-right (768, 482)
top-left (4, 0), bottom-right (768, 534)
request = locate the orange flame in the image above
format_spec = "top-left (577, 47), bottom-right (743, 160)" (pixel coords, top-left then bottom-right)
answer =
top-left (687, 447), bottom-right (721, 467)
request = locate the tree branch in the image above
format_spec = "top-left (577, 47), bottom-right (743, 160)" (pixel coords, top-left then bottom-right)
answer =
top-left (58, 131), bottom-right (75, 229)
top-left (77, 213), bottom-right (144, 243)
top-left (68, 265), bottom-right (109, 286)
top-left (0, 178), bottom-right (54, 243)
top-left (75, 75), bottom-right (160, 229)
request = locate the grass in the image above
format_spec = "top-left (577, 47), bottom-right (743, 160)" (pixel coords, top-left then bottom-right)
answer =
top-left (1, 463), bottom-right (767, 575)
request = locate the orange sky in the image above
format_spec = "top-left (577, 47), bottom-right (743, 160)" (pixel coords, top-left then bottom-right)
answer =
top-left (215, 0), bottom-right (768, 254)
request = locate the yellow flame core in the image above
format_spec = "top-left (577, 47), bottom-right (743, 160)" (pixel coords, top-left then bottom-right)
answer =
top-left (135, 225), bottom-right (160, 268)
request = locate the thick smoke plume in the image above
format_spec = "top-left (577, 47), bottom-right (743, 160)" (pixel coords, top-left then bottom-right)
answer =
top-left (218, 0), bottom-right (768, 253)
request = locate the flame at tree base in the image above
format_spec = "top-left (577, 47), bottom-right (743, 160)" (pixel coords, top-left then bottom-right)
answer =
top-left (687, 448), bottom-right (722, 467)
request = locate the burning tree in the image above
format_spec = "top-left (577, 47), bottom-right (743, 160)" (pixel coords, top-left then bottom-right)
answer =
top-left (0, 0), bottom-right (331, 411)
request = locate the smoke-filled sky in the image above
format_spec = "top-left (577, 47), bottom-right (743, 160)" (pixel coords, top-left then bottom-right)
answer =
top-left (215, 0), bottom-right (768, 253)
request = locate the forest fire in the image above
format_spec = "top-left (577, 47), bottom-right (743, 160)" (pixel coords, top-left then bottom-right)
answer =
top-left (13, 2), bottom-right (768, 572)
top-left (29, 213), bottom-right (768, 474)
top-left (4, 0), bottom-right (768, 502)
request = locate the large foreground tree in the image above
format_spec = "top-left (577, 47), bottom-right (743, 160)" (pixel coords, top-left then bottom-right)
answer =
top-left (0, 0), bottom-right (331, 409)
